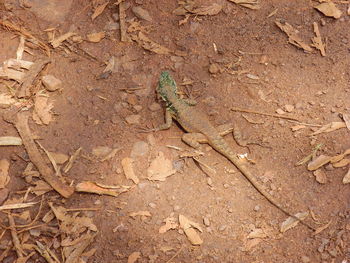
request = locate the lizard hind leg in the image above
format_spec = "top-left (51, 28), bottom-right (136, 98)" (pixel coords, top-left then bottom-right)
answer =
top-left (182, 133), bottom-right (207, 149)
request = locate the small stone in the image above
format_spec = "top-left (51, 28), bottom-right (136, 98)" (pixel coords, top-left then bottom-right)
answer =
top-left (133, 105), bottom-right (143, 112)
top-left (132, 6), bottom-right (153, 22)
top-left (149, 102), bottom-right (161, 112)
top-left (313, 169), bottom-right (328, 184)
top-left (149, 202), bottom-right (157, 208)
top-left (104, 21), bottom-right (119, 31)
top-left (276, 108), bottom-right (285, 115)
top-left (284, 104), bottom-right (294, 112)
top-left (131, 141), bottom-right (149, 158)
top-left (223, 183), bottom-right (229, 188)
top-left (254, 205), bottom-right (260, 212)
top-left (94, 200), bottom-right (101, 205)
top-left (209, 63), bottom-right (220, 74)
top-left (246, 73), bottom-right (259, 80)
top-left (42, 75), bottom-right (62, 91)
top-left (173, 205), bottom-right (180, 211)
top-left (127, 94), bottom-right (138, 105)
top-left (203, 217), bottom-right (210, 226)
top-left (218, 225), bottom-right (226, 231)
top-left (125, 114), bottom-right (141, 125)
top-left (301, 255), bottom-right (310, 263)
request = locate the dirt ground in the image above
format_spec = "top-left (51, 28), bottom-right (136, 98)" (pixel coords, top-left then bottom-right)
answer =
top-left (0, 0), bottom-right (349, 262)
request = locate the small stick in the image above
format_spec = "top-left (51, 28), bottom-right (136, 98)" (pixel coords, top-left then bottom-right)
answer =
top-left (231, 107), bottom-right (300, 121)
top-left (287, 119), bottom-right (323, 127)
top-left (8, 214), bottom-right (25, 258)
top-left (165, 245), bottom-right (183, 263)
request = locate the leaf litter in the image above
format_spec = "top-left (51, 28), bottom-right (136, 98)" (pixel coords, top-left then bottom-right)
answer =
top-left (228, 0), bottom-right (261, 10)
top-left (280, 211), bottom-right (309, 233)
top-left (315, 2), bottom-right (342, 19)
top-left (147, 151), bottom-right (176, 181)
top-left (179, 214), bottom-right (203, 245)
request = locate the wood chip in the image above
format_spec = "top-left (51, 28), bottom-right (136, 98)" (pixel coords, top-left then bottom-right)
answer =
top-left (275, 20), bottom-right (313, 53)
top-left (307, 155), bottom-right (332, 171)
top-left (311, 22), bottom-right (326, 56)
top-left (131, 32), bottom-right (171, 55)
top-left (179, 214), bottom-right (203, 245)
top-left (87, 32), bottom-right (105, 42)
top-left (32, 95), bottom-right (54, 125)
top-left (50, 32), bottom-right (76, 48)
top-left (310, 121), bottom-right (346, 135)
top-left (315, 2), bottom-right (342, 19)
top-left (190, 3), bottom-right (223, 15)
top-left (343, 113), bottom-right (350, 131)
top-left (0, 136), bottom-right (22, 146)
top-left (0, 202), bottom-right (37, 211)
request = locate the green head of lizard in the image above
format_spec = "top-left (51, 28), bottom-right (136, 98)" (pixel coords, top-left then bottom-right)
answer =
top-left (157, 71), bottom-right (178, 103)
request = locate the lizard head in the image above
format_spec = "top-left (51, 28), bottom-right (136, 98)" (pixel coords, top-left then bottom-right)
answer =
top-left (157, 71), bottom-right (177, 102)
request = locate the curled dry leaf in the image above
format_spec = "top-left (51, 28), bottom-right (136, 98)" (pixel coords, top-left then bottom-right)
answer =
top-left (122, 157), bottom-right (139, 184)
top-left (313, 169), bottom-right (327, 184)
top-left (343, 168), bottom-right (350, 184)
top-left (0, 159), bottom-right (10, 188)
top-left (307, 155), bottom-right (332, 171)
top-left (275, 20), bottom-right (313, 52)
top-left (32, 95), bottom-right (54, 125)
top-left (87, 32), bottom-right (105, 42)
top-left (330, 148), bottom-right (350, 163)
top-left (179, 214), bottom-right (203, 245)
top-left (228, 0), bottom-right (261, 10)
top-left (313, 219), bottom-right (332, 236)
top-left (75, 181), bottom-right (130, 197)
top-left (0, 136), bottom-right (22, 146)
top-left (280, 211), bottom-right (309, 233)
top-left (147, 151), bottom-right (176, 181)
top-left (311, 22), bottom-right (326, 56)
top-left (50, 32), bottom-right (76, 48)
top-left (315, 2), bottom-right (342, 19)
top-left (159, 216), bottom-right (178, 233)
top-left (91, 1), bottom-right (109, 20)
top-left (333, 158), bottom-right (350, 168)
top-left (311, 121), bottom-right (346, 136)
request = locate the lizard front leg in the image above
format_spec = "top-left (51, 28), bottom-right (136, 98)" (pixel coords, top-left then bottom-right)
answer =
top-left (155, 109), bottom-right (173, 131)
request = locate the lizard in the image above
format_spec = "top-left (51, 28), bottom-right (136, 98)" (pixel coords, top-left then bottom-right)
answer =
top-left (152, 71), bottom-right (315, 231)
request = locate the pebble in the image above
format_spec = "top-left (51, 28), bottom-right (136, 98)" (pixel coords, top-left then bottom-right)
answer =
top-left (284, 104), bottom-right (294, 112)
top-left (203, 217), bottom-right (210, 226)
top-left (301, 255), bottom-right (310, 263)
top-left (42, 75), bottom-right (62, 91)
top-left (148, 102), bottom-right (161, 111)
top-left (276, 108), bottom-right (285, 115)
top-left (131, 141), bottom-right (149, 157)
top-left (223, 183), bottom-right (229, 188)
top-left (127, 94), bottom-right (138, 105)
top-left (132, 6), bottom-right (153, 22)
top-left (125, 114), bottom-right (141, 124)
top-left (295, 102), bottom-right (304, 110)
top-left (134, 105), bottom-right (143, 112)
top-left (253, 205), bottom-right (261, 212)
top-left (149, 202), bottom-right (157, 208)
top-left (94, 200), bottom-right (101, 205)
top-left (173, 205), bottom-right (180, 211)
top-left (104, 21), bottom-right (119, 31)
top-left (209, 63), bottom-right (220, 74)
top-left (218, 225), bottom-right (226, 231)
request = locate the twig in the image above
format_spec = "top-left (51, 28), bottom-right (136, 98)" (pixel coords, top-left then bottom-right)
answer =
top-left (231, 107), bottom-right (300, 121)
top-left (287, 119), bottom-right (323, 127)
top-left (5, 111), bottom-right (74, 198)
top-left (8, 214), bottom-right (25, 258)
top-left (165, 245), bottom-right (183, 263)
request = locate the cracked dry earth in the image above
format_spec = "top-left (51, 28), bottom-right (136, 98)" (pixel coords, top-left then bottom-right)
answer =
top-left (0, 0), bottom-right (350, 262)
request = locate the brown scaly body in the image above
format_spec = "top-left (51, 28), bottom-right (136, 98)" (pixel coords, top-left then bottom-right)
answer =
top-left (155, 71), bottom-right (314, 231)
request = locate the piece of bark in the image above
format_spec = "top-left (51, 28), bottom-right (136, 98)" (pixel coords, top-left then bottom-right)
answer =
top-left (6, 111), bottom-right (74, 198)
top-left (16, 58), bottom-right (50, 98)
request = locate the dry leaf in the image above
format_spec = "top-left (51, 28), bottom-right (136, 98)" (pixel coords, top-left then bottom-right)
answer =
top-left (159, 217), bottom-right (178, 233)
top-left (315, 2), bottom-right (342, 19)
top-left (32, 95), bottom-right (54, 125)
top-left (229, 0), bottom-right (261, 10)
top-left (0, 93), bottom-right (16, 108)
top-left (31, 180), bottom-right (53, 196)
top-left (147, 151), bottom-right (176, 181)
top-left (75, 181), bottom-right (130, 197)
top-left (91, 1), bottom-right (109, 20)
top-left (313, 169), bottom-right (327, 184)
top-left (0, 202), bottom-right (37, 211)
top-left (49, 152), bottom-right (69, 164)
top-left (275, 21), bottom-right (313, 52)
top-left (311, 121), bottom-right (346, 135)
top-left (307, 155), bottom-right (332, 171)
top-left (63, 147), bottom-right (82, 173)
top-left (330, 148), bottom-right (350, 163)
top-left (343, 168), bottom-right (350, 184)
top-left (0, 136), bottom-right (22, 146)
top-left (179, 214), bottom-right (203, 245)
top-left (311, 22), bottom-right (326, 56)
top-left (0, 159), bottom-right (10, 188)
top-left (190, 3), bottom-right (223, 15)
top-left (87, 32), bottom-right (105, 42)
top-left (131, 32), bottom-right (171, 55)
top-left (128, 252), bottom-right (141, 263)
top-left (122, 157), bottom-right (139, 184)
top-left (280, 211), bottom-right (309, 233)
top-left (313, 219), bottom-right (332, 235)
